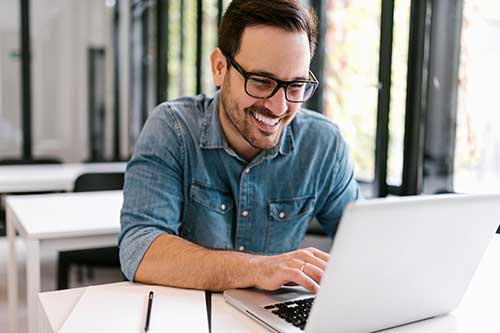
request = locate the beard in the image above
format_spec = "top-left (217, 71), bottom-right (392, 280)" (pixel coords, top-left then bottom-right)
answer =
top-left (220, 89), bottom-right (283, 150)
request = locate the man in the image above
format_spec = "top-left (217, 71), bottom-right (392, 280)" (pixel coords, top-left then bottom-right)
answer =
top-left (119, 0), bottom-right (359, 293)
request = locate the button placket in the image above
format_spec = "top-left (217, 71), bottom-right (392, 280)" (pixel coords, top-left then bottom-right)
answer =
top-left (236, 163), bottom-right (256, 253)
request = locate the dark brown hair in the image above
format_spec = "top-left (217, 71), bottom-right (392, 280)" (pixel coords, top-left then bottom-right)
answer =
top-left (219, 0), bottom-right (318, 59)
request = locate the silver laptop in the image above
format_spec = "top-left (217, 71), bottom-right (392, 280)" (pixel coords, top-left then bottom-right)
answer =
top-left (224, 194), bottom-right (500, 332)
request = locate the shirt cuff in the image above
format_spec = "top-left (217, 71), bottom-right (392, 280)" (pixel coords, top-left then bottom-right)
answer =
top-left (119, 228), bottom-right (170, 281)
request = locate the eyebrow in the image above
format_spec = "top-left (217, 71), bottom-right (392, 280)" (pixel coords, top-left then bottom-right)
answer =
top-left (251, 69), bottom-right (310, 82)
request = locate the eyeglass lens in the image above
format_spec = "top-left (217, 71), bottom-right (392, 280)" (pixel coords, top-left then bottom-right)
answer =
top-left (246, 76), bottom-right (315, 102)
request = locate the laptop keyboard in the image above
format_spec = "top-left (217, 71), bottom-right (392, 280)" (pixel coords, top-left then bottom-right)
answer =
top-left (264, 297), bottom-right (315, 330)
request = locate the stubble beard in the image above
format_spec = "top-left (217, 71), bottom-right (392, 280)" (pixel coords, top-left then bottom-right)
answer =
top-left (220, 88), bottom-right (282, 151)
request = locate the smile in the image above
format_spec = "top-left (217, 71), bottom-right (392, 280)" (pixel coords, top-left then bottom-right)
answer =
top-left (251, 111), bottom-right (281, 127)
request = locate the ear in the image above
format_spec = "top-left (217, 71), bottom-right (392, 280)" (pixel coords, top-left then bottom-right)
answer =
top-left (210, 48), bottom-right (227, 87)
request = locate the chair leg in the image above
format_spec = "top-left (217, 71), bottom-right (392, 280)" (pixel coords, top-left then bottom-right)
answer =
top-left (87, 266), bottom-right (95, 280)
top-left (57, 255), bottom-right (69, 290)
top-left (77, 266), bottom-right (84, 283)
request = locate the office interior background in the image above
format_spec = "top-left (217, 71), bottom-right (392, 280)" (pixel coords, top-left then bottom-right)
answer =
top-left (0, 0), bottom-right (500, 331)
top-left (2, 0), bottom-right (500, 197)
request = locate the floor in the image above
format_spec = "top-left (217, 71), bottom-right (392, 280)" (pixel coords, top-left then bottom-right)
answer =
top-left (0, 234), bottom-right (331, 333)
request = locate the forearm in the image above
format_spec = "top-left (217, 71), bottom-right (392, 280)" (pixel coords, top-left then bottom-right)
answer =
top-left (134, 234), bottom-right (260, 291)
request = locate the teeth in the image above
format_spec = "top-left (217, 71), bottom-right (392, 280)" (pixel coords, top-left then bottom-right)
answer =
top-left (253, 112), bottom-right (279, 126)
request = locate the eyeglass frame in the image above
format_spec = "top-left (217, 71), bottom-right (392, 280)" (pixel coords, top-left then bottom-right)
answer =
top-left (224, 55), bottom-right (319, 103)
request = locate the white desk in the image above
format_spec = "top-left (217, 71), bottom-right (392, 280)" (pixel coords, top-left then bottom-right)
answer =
top-left (38, 287), bottom-right (458, 333)
top-left (38, 282), bottom-right (208, 332)
top-left (6, 190), bottom-right (123, 333)
top-left (37, 235), bottom-right (500, 332)
top-left (37, 283), bottom-right (264, 333)
top-left (0, 162), bottom-right (126, 193)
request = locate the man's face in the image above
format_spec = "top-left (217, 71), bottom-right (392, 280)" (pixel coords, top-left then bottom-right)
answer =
top-left (219, 26), bottom-right (311, 151)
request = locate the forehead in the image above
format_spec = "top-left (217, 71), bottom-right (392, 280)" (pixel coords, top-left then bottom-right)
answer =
top-left (236, 25), bottom-right (311, 80)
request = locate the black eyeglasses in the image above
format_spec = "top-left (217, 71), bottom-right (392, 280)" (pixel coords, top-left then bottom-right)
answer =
top-left (225, 55), bottom-right (319, 103)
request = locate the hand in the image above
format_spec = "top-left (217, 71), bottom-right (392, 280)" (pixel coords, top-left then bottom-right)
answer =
top-left (252, 247), bottom-right (330, 293)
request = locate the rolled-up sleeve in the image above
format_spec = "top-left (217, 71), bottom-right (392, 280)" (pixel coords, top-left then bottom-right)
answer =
top-left (118, 105), bottom-right (185, 281)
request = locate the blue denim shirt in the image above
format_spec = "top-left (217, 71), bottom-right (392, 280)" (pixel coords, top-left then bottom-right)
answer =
top-left (119, 92), bottom-right (360, 281)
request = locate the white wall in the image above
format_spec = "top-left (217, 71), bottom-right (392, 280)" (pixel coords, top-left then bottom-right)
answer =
top-left (31, 0), bottom-right (115, 161)
top-left (0, 0), bottom-right (21, 157)
top-left (0, 0), bottom-right (121, 162)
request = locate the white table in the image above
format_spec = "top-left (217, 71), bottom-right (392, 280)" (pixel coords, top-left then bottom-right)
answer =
top-left (6, 190), bottom-right (123, 333)
top-left (0, 162), bottom-right (126, 193)
top-left (37, 235), bottom-right (500, 332)
top-left (37, 284), bottom-right (264, 333)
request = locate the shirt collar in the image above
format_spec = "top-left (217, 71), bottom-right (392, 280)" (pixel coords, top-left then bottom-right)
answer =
top-left (199, 91), bottom-right (295, 157)
top-left (199, 91), bottom-right (225, 149)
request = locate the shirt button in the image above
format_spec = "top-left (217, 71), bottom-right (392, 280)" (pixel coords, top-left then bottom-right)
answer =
top-left (245, 168), bottom-right (251, 174)
top-left (279, 212), bottom-right (286, 219)
top-left (241, 210), bottom-right (249, 217)
top-left (220, 204), bottom-right (226, 211)
top-left (239, 246), bottom-right (245, 251)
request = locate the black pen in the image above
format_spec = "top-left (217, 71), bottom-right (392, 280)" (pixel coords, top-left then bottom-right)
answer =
top-left (144, 291), bottom-right (154, 332)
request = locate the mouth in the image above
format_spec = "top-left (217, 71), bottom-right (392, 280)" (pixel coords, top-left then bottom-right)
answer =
top-left (250, 110), bottom-right (282, 133)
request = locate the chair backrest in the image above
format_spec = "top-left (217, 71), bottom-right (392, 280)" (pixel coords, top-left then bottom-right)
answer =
top-left (73, 172), bottom-right (124, 192)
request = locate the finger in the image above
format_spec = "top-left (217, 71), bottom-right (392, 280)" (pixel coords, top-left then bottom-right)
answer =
top-left (288, 256), bottom-right (323, 274)
top-left (285, 268), bottom-right (319, 293)
top-left (305, 254), bottom-right (328, 271)
top-left (309, 247), bottom-right (330, 262)
top-left (295, 251), bottom-right (328, 271)
top-left (302, 263), bottom-right (324, 285)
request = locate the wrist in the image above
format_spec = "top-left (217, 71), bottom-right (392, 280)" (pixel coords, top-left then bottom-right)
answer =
top-left (243, 253), bottom-right (264, 288)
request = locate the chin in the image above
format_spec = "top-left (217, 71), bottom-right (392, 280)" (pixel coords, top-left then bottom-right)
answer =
top-left (249, 136), bottom-right (280, 150)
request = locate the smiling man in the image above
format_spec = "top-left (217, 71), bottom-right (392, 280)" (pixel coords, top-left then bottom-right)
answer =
top-left (119, 0), bottom-right (360, 293)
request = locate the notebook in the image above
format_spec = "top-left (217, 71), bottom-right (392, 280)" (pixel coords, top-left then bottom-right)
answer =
top-left (58, 282), bottom-right (208, 332)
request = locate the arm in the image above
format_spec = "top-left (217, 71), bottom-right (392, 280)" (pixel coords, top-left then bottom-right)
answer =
top-left (135, 233), bottom-right (329, 292)
top-left (119, 106), bottom-right (328, 292)
top-left (316, 130), bottom-right (360, 237)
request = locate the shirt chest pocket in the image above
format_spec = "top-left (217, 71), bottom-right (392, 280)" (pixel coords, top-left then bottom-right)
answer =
top-left (266, 195), bottom-right (316, 253)
top-left (183, 183), bottom-right (235, 249)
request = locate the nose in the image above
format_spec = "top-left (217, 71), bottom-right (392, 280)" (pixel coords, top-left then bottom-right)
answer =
top-left (264, 87), bottom-right (288, 117)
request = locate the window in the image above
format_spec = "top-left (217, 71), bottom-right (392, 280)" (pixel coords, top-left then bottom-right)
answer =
top-left (454, 1), bottom-right (500, 193)
top-left (387, 0), bottom-right (411, 186)
top-left (323, 0), bottom-right (410, 187)
top-left (323, 0), bottom-right (381, 182)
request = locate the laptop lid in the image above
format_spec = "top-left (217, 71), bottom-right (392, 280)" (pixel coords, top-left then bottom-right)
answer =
top-left (225, 194), bottom-right (500, 333)
top-left (306, 193), bottom-right (500, 332)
